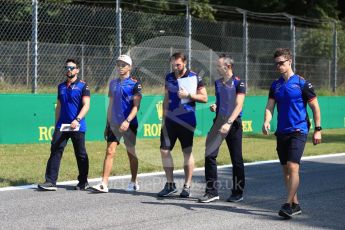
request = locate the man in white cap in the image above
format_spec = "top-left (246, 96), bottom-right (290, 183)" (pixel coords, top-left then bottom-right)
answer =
top-left (91, 54), bottom-right (142, 193)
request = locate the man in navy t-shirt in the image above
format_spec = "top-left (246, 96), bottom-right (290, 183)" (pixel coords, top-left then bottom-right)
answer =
top-left (157, 52), bottom-right (208, 198)
top-left (262, 48), bottom-right (322, 219)
top-left (198, 54), bottom-right (246, 203)
top-left (38, 58), bottom-right (90, 191)
top-left (91, 54), bottom-right (142, 193)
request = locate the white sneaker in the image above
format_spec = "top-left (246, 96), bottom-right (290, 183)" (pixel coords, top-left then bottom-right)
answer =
top-left (126, 182), bottom-right (139, 192)
top-left (91, 183), bottom-right (109, 193)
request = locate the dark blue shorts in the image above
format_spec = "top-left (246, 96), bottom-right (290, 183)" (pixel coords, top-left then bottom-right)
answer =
top-left (275, 132), bottom-right (307, 165)
top-left (107, 124), bottom-right (137, 147)
top-left (160, 119), bottom-right (195, 153)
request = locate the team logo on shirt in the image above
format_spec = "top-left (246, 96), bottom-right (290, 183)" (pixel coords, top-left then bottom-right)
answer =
top-left (291, 84), bottom-right (300, 89)
top-left (308, 83), bottom-right (313, 88)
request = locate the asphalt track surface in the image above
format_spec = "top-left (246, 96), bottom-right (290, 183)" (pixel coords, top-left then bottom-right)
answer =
top-left (0, 154), bottom-right (344, 229)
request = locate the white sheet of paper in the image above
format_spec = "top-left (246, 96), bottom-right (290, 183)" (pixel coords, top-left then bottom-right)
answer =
top-left (177, 76), bottom-right (197, 104)
top-left (60, 124), bottom-right (80, 132)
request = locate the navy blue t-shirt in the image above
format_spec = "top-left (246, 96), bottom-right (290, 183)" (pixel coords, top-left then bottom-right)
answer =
top-left (109, 76), bottom-right (142, 126)
top-left (165, 70), bottom-right (204, 127)
top-left (215, 75), bottom-right (246, 118)
top-left (269, 74), bottom-right (316, 134)
top-left (56, 78), bottom-right (90, 132)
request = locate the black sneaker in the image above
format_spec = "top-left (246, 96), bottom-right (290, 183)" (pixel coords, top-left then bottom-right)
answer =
top-left (157, 182), bottom-right (178, 197)
top-left (180, 184), bottom-right (191, 198)
top-left (75, 182), bottom-right (90, 190)
top-left (198, 193), bottom-right (220, 203)
top-left (226, 194), bottom-right (243, 203)
top-left (279, 203), bottom-right (293, 219)
top-left (37, 182), bottom-right (57, 191)
top-left (291, 202), bottom-right (302, 216)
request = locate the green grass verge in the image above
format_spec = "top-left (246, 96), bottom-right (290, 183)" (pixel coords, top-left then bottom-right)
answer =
top-left (0, 128), bottom-right (344, 188)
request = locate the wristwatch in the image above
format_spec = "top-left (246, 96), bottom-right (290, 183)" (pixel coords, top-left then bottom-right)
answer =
top-left (226, 121), bottom-right (233, 125)
top-left (76, 117), bottom-right (81, 122)
top-left (315, 126), bottom-right (322, 131)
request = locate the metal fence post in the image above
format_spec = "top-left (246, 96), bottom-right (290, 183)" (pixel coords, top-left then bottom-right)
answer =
top-left (115, 0), bottom-right (122, 58)
top-left (31, 0), bottom-right (38, 94)
top-left (332, 20), bottom-right (337, 92)
top-left (209, 49), bottom-right (212, 85)
top-left (237, 9), bottom-right (248, 90)
top-left (27, 40), bottom-right (30, 88)
top-left (185, 1), bottom-right (192, 69)
top-left (286, 14), bottom-right (296, 72)
top-left (81, 43), bottom-right (85, 80)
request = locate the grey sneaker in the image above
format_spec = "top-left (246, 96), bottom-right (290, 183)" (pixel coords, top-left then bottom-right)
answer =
top-left (226, 194), bottom-right (243, 203)
top-left (157, 183), bottom-right (178, 197)
top-left (75, 182), bottom-right (89, 190)
top-left (291, 202), bottom-right (302, 215)
top-left (198, 193), bottom-right (220, 203)
top-left (179, 184), bottom-right (191, 198)
top-left (279, 203), bottom-right (293, 219)
top-left (37, 182), bottom-right (57, 191)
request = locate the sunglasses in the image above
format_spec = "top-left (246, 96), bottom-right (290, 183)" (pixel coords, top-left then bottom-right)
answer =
top-left (275, 60), bottom-right (289, 66)
top-left (65, 66), bottom-right (76, 71)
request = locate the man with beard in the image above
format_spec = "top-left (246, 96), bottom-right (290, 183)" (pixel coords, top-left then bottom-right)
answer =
top-left (157, 52), bottom-right (208, 198)
top-left (38, 58), bottom-right (90, 191)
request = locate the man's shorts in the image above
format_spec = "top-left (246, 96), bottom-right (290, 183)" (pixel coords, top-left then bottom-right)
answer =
top-left (160, 120), bottom-right (195, 153)
top-left (107, 124), bottom-right (138, 147)
top-left (275, 132), bottom-right (308, 165)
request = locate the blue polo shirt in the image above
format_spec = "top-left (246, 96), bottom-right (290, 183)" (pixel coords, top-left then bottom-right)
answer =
top-left (165, 70), bottom-right (204, 126)
top-left (109, 76), bottom-right (142, 126)
top-left (56, 78), bottom-right (90, 132)
top-left (215, 75), bottom-right (246, 118)
top-left (269, 74), bottom-right (316, 134)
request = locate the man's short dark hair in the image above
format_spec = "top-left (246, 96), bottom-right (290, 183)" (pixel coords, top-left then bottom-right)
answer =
top-left (66, 58), bottom-right (79, 67)
top-left (219, 54), bottom-right (234, 67)
top-left (274, 48), bottom-right (292, 60)
top-left (171, 52), bottom-right (187, 62)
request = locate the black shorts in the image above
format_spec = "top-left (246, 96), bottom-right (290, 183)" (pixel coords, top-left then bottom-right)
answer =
top-left (160, 120), bottom-right (195, 153)
top-left (275, 132), bottom-right (307, 165)
top-left (107, 124), bottom-right (138, 147)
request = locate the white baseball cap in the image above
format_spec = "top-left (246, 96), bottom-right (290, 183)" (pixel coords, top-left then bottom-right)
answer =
top-left (116, 54), bottom-right (132, 66)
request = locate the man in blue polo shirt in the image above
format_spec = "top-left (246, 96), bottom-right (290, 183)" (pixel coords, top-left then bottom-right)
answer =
top-left (262, 48), bottom-right (322, 219)
top-left (91, 54), bottom-right (142, 193)
top-left (157, 52), bottom-right (208, 198)
top-left (198, 54), bottom-right (246, 203)
top-left (38, 58), bottom-right (90, 191)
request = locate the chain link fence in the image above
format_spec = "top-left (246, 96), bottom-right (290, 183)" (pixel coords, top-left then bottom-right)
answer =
top-left (1, 0), bottom-right (345, 94)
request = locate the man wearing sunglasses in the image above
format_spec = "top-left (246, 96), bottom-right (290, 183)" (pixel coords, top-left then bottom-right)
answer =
top-left (262, 48), bottom-right (322, 219)
top-left (38, 58), bottom-right (90, 191)
top-left (91, 54), bottom-right (142, 193)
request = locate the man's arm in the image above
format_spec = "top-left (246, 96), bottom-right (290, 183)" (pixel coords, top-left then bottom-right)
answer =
top-left (189, 86), bottom-right (208, 103)
top-left (308, 98), bottom-right (322, 145)
top-left (77, 96), bottom-right (90, 120)
top-left (71, 96), bottom-right (90, 129)
top-left (119, 94), bottom-right (142, 132)
top-left (262, 98), bottom-right (276, 135)
top-left (55, 100), bottom-right (61, 125)
top-left (218, 94), bottom-right (245, 135)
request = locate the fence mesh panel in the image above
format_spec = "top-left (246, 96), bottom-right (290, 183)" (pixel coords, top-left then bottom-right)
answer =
top-left (1, 0), bottom-right (344, 94)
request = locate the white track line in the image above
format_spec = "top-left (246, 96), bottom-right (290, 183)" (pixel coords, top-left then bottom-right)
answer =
top-left (1, 152), bottom-right (344, 192)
